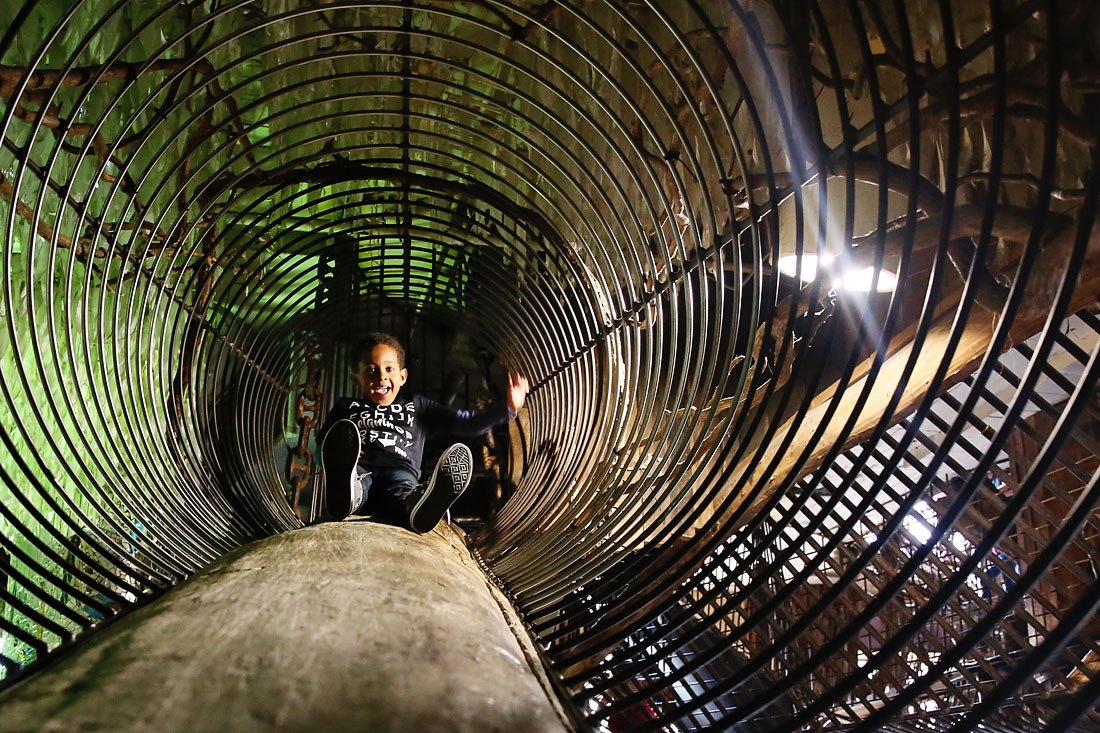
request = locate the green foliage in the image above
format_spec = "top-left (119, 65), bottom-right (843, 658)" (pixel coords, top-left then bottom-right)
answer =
top-left (0, 0), bottom-right (506, 675)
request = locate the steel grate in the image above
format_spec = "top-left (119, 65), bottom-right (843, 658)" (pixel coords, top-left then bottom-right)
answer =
top-left (1, 1), bottom-right (1099, 730)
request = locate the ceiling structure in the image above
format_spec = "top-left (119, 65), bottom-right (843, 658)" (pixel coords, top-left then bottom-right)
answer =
top-left (1, 1), bottom-right (1099, 730)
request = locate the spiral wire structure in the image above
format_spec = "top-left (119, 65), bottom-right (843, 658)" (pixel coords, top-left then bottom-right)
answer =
top-left (1, 1), bottom-right (1099, 730)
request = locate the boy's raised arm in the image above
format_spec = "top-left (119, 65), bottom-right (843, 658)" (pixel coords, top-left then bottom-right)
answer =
top-left (420, 372), bottom-right (529, 437)
top-left (506, 372), bottom-right (529, 415)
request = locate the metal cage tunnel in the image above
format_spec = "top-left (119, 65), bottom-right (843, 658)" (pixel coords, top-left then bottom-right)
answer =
top-left (1, 1), bottom-right (1099, 730)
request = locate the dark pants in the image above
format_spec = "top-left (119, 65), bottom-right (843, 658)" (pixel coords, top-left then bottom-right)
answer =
top-left (352, 464), bottom-right (419, 528)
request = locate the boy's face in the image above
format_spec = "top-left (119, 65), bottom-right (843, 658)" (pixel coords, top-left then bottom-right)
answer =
top-left (356, 344), bottom-right (407, 406)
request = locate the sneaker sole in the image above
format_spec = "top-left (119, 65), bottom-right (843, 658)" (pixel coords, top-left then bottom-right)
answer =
top-left (320, 419), bottom-right (361, 520)
top-left (409, 443), bottom-right (473, 533)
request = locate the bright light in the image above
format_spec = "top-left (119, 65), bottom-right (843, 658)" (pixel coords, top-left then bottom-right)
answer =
top-left (777, 254), bottom-right (897, 293)
top-left (903, 513), bottom-right (932, 545)
top-left (777, 253), bottom-right (823, 281)
top-left (838, 266), bottom-right (898, 293)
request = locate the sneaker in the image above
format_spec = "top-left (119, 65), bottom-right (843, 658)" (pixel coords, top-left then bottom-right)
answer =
top-left (407, 443), bottom-right (473, 533)
top-left (320, 419), bottom-right (362, 520)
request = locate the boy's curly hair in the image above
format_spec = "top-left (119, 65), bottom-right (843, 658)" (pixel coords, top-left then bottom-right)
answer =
top-left (356, 332), bottom-right (406, 367)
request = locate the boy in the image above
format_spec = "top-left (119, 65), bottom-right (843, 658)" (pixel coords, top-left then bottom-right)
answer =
top-left (317, 332), bottom-right (529, 533)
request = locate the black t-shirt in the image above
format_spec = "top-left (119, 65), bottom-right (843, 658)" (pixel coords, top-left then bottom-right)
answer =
top-left (320, 394), bottom-right (512, 481)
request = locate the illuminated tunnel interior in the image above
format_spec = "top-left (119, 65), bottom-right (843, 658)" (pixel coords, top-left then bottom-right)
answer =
top-left (2, 1), bottom-right (1100, 730)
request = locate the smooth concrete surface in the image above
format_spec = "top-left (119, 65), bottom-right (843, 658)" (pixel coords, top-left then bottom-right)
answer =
top-left (0, 521), bottom-right (571, 733)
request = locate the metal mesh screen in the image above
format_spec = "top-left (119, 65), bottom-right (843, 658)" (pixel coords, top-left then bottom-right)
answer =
top-left (1, 1), bottom-right (1098, 730)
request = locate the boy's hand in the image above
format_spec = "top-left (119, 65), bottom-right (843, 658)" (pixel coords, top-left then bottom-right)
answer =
top-left (507, 372), bottom-right (530, 413)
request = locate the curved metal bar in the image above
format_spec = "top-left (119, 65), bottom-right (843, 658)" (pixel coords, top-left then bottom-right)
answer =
top-left (0, 1), bottom-right (1097, 730)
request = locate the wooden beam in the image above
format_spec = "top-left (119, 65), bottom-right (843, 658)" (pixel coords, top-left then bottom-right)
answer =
top-left (705, 222), bottom-right (1100, 531)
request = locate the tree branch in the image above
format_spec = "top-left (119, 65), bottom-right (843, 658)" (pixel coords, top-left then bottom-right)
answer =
top-left (957, 171), bottom-right (1089, 203)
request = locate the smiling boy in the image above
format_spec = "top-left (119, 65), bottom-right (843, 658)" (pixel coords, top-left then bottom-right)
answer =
top-left (317, 332), bottom-right (529, 533)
